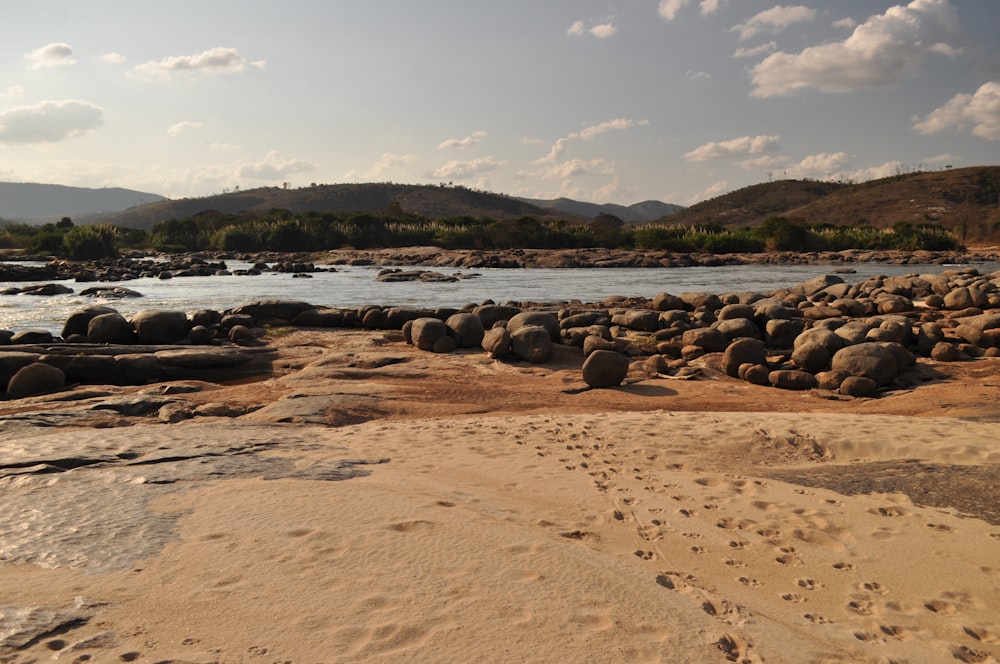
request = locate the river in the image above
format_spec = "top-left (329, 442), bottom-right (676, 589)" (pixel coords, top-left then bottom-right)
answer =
top-left (2, 260), bottom-right (998, 335)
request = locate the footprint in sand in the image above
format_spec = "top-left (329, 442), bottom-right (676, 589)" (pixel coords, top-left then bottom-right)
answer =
top-left (952, 645), bottom-right (993, 663)
top-left (860, 582), bottom-right (888, 595)
top-left (924, 599), bottom-right (960, 615)
top-left (782, 593), bottom-right (806, 603)
top-left (832, 562), bottom-right (856, 572)
top-left (927, 522), bottom-right (955, 532)
top-left (879, 624), bottom-right (913, 641)
top-left (737, 576), bottom-right (760, 587)
top-left (797, 578), bottom-right (825, 591)
top-left (804, 613), bottom-right (831, 624)
top-left (869, 506), bottom-right (908, 517)
top-left (690, 546), bottom-right (708, 554)
top-left (847, 599), bottom-right (876, 616)
top-left (634, 549), bottom-right (657, 561)
top-left (963, 626), bottom-right (998, 644)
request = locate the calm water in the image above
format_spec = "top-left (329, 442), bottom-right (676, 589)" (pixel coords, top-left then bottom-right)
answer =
top-left (2, 260), bottom-right (998, 334)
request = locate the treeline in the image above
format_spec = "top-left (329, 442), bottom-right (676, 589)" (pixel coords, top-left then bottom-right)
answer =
top-left (0, 209), bottom-right (961, 259)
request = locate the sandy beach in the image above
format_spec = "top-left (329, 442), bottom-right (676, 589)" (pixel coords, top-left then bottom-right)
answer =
top-left (1, 328), bottom-right (998, 663)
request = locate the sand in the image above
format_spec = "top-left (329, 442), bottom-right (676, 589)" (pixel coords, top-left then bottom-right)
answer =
top-left (1, 329), bottom-right (998, 663)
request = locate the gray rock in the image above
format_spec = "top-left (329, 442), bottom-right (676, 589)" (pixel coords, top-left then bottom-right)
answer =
top-left (6, 362), bottom-right (65, 399)
top-left (765, 318), bottom-right (806, 349)
top-left (651, 292), bottom-right (685, 311)
top-left (507, 311), bottom-right (560, 342)
top-left (510, 324), bottom-right (552, 363)
top-left (132, 310), bottom-right (190, 345)
top-left (474, 304), bottom-right (521, 329)
top-left (62, 305), bottom-right (119, 338)
top-left (88, 312), bottom-right (135, 344)
top-left (410, 317), bottom-right (449, 351)
top-left (830, 342), bottom-right (899, 386)
top-left (582, 350), bottom-right (630, 388)
top-left (680, 327), bottom-right (728, 353)
top-left (481, 327), bottom-right (511, 358)
top-left (722, 337), bottom-right (766, 378)
top-left (714, 317), bottom-right (760, 340)
top-left (446, 312), bottom-right (485, 347)
top-left (10, 330), bottom-right (54, 345)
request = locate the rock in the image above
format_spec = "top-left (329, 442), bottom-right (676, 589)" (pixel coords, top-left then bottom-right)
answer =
top-left (10, 330), bottom-right (54, 345)
top-left (839, 375), bottom-right (879, 398)
top-left (481, 327), bottom-right (511, 358)
top-left (717, 304), bottom-right (756, 321)
top-left (714, 317), bottom-right (760, 340)
top-left (62, 305), bottom-right (119, 338)
top-left (474, 304), bottom-right (521, 329)
top-left (830, 342), bottom-right (899, 386)
top-left (410, 317), bottom-right (449, 351)
top-left (644, 354), bottom-right (671, 376)
top-left (680, 327), bottom-right (728, 353)
top-left (189, 309), bottom-right (223, 328)
top-left (228, 324), bottom-right (256, 344)
top-left (432, 335), bottom-right (457, 353)
top-left (16, 283), bottom-right (74, 296)
top-left (722, 337), bottom-right (766, 378)
top-left (507, 312), bottom-right (560, 343)
top-left (651, 292), bottom-right (685, 311)
top-left (791, 341), bottom-right (830, 373)
top-left (560, 311), bottom-right (611, 330)
top-left (768, 369), bottom-right (818, 391)
top-left (229, 299), bottom-right (316, 323)
top-left (943, 286), bottom-right (987, 310)
top-left (791, 274), bottom-right (844, 298)
top-left (794, 327), bottom-right (844, 356)
top-left (361, 308), bottom-right (388, 329)
top-left (816, 370), bottom-right (850, 391)
top-left (88, 312), bottom-right (136, 344)
top-left (765, 318), bottom-right (806, 349)
top-left (0, 351), bottom-right (42, 391)
top-left (446, 313), bottom-right (485, 347)
top-left (132, 310), bottom-right (190, 345)
top-left (617, 309), bottom-right (660, 332)
top-left (187, 325), bottom-right (215, 345)
top-left (930, 341), bottom-right (960, 362)
top-left (833, 320), bottom-right (871, 345)
top-left (678, 292), bottom-right (722, 311)
top-left (112, 354), bottom-right (163, 385)
top-left (510, 324), bottom-right (552, 363)
top-left (78, 285), bottom-right (142, 298)
top-left (6, 362), bottom-right (65, 399)
top-left (742, 363), bottom-right (771, 385)
top-left (62, 354), bottom-right (116, 383)
top-left (583, 335), bottom-right (618, 356)
top-left (582, 350), bottom-right (630, 388)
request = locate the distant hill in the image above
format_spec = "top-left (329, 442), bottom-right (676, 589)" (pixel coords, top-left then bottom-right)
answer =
top-left (86, 183), bottom-right (562, 231)
top-left (664, 166), bottom-right (1000, 241)
top-left (0, 182), bottom-right (166, 223)
top-left (517, 197), bottom-right (684, 222)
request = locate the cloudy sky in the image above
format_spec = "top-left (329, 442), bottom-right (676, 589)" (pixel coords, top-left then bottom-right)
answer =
top-left (1, 0), bottom-right (998, 206)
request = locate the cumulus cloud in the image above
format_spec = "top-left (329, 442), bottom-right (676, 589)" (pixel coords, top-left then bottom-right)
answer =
top-left (438, 130), bottom-right (486, 150)
top-left (833, 17), bottom-right (857, 30)
top-left (683, 134), bottom-right (781, 161)
top-left (431, 156), bottom-right (503, 179)
top-left (24, 43), bottom-right (76, 69)
top-left (237, 150), bottom-right (317, 180)
top-left (0, 99), bottom-right (103, 144)
top-left (845, 161), bottom-right (907, 182)
top-left (133, 47), bottom-right (262, 77)
top-left (167, 121), bottom-right (204, 138)
top-left (685, 70), bottom-right (711, 80)
top-left (913, 81), bottom-right (1000, 139)
top-left (687, 180), bottom-right (729, 205)
top-left (734, 42), bottom-right (777, 59)
top-left (750, 0), bottom-right (963, 97)
top-left (539, 159), bottom-right (616, 180)
top-left (784, 152), bottom-right (854, 178)
top-left (658, 0), bottom-right (725, 20)
top-left (732, 5), bottom-right (816, 41)
top-left (538, 118), bottom-right (646, 164)
top-left (100, 52), bottom-right (127, 64)
top-left (568, 19), bottom-right (618, 38)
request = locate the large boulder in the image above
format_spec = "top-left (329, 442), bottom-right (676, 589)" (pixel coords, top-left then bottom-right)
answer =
top-left (582, 350), bottom-right (630, 388)
top-left (132, 310), bottom-right (190, 345)
top-left (10, 330), bottom-right (54, 345)
top-left (651, 292), bottom-right (685, 311)
top-left (410, 317), bottom-right (449, 351)
top-left (680, 327), bottom-right (728, 353)
top-left (791, 341), bottom-right (831, 373)
top-left (768, 369), bottom-right (818, 391)
top-left (722, 337), bottom-right (766, 378)
top-left (228, 299), bottom-right (316, 323)
top-left (474, 304), bottom-right (521, 329)
top-left (88, 312), bottom-right (136, 344)
top-left (616, 309), bottom-right (660, 332)
top-left (714, 318), bottom-right (760, 340)
top-left (830, 342), bottom-right (900, 386)
top-left (507, 312), bottom-right (560, 342)
top-left (765, 318), bottom-right (806, 349)
top-left (481, 327), bottom-right (511, 359)
top-left (446, 312), bottom-right (485, 348)
top-left (510, 325), bottom-right (552, 363)
top-left (62, 305), bottom-right (119, 339)
top-left (6, 362), bottom-right (65, 399)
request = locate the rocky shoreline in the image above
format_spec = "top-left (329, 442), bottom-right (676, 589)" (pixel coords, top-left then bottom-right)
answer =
top-left (3, 246), bottom-right (1000, 284)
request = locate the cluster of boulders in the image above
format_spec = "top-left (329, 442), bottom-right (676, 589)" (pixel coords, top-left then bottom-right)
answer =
top-left (2, 266), bottom-right (999, 400)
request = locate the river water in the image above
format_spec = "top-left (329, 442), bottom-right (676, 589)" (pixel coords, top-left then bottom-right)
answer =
top-left (2, 260), bottom-right (998, 335)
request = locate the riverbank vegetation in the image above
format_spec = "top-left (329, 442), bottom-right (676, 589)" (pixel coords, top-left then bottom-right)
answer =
top-left (0, 210), bottom-right (962, 259)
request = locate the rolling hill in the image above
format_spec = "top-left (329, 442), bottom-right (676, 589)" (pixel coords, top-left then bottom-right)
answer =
top-left (516, 197), bottom-right (683, 222)
top-left (0, 182), bottom-right (166, 222)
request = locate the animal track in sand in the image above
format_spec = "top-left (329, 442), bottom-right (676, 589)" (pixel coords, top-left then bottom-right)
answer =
top-left (963, 626), bottom-right (998, 644)
top-left (725, 558), bottom-right (747, 568)
top-left (860, 582), bottom-right (888, 595)
top-left (870, 506), bottom-right (908, 517)
top-left (737, 576), bottom-right (760, 587)
top-left (690, 546), bottom-right (708, 554)
top-left (952, 645), bottom-right (993, 663)
top-left (782, 593), bottom-right (806, 603)
top-left (797, 578), bottom-right (825, 591)
top-left (804, 613), bottom-right (831, 624)
top-left (847, 599), bottom-right (876, 615)
top-left (879, 624), bottom-right (914, 640)
top-left (717, 633), bottom-right (761, 663)
top-left (924, 599), bottom-right (960, 615)
top-left (927, 522), bottom-right (955, 532)
top-left (634, 549), bottom-right (657, 561)
top-left (832, 562), bottom-right (856, 571)
top-left (728, 540), bottom-right (750, 549)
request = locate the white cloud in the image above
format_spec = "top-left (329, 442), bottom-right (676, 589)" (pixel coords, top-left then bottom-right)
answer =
top-left (785, 152), bottom-right (854, 178)
top-left (925, 153), bottom-right (957, 165)
top-left (732, 5), bottom-right (816, 41)
top-left (913, 81), bottom-right (1000, 140)
top-left (734, 42), bottom-right (777, 59)
top-left (438, 130), bottom-right (486, 150)
top-left (658, 0), bottom-right (725, 20)
top-left (521, 136), bottom-right (544, 146)
top-left (237, 150), bottom-right (318, 180)
top-left (687, 180), bottom-right (729, 205)
top-left (24, 43), bottom-right (76, 69)
top-left (1, 86), bottom-right (24, 100)
top-left (750, 0), bottom-right (963, 97)
top-left (568, 19), bottom-right (618, 38)
top-left (833, 17), bottom-right (857, 30)
top-left (740, 155), bottom-right (788, 170)
top-left (167, 121), bottom-right (204, 138)
top-left (345, 152), bottom-right (418, 180)
top-left (539, 159), bottom-right (616, 179)
top-left (845, 161), bottom-right (907, 182)
top-left (685, 70), bottom-right (711, 80)
top-left (0, 99), bottom-right (103, 144)
top-left (100, 52), bottom-right (127, 64)
top-left (431, 156), bottom-right (503, 179)
top-left (538, 118), bottom-right (645, 164)
top-left (133, 47), bottom-right (256, 78)
top-left (683, 134), bottom-right (781, 161)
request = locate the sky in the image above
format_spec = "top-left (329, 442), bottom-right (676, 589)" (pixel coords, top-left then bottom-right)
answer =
top-left (1, 0), bottom-right (998, 207)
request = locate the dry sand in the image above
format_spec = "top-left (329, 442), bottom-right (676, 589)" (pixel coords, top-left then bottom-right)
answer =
top-left (1, 329), bottom-right (998, 663)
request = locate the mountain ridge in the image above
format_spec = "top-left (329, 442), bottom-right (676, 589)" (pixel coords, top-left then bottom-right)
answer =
top-left (0, 182), bottom-right (166, 222)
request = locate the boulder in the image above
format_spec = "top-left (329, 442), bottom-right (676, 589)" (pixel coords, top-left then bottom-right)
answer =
top-left (617, 309), bottom-right (660, 332)
top-left (228, 299), bottom-right (316, 323)
top-left (474, 304), bottom-right (521, 329)
top-left (722, 337), bottom-right (766, 378)
top-left (830, 342), bottom-right (899, 386)
top-left (560, 311), bottom-right (610, 329)
top-left (717, 304), bottom-right (756, 321)
top-left (6, 362), bottom-right (65, 398)
top-left (432, 335), bottom-right (457, 353)
top-left (741, 363), bottom-right (771, 386)
top-left (651, 292), bottom-right (685, 311)
top-left (0, 351), bottom-right (42, 391)
top-left (10, 330), bottom-right (54, 345)
top-left (839, 375), bottom-right (879, 398)
top-left (410, 317), bottom-right (449, 351)
top-left (446, 312), bottom-right (485, 348)
top-left (132, 310), bottom-right (190, 345)
top-left (510, 325), bottom-right (552, 363)
top-left (791, 341), bottom-right (830, 373)
top-left (583, 335), bottom-right (618, 356)
top-left (680, 327), bottom-right (728, 353)
top-left (714, 317), bottom-right (760, 340)
top-left (481, 327), bottom-right (511, 359)
top-left (768, 369), bottom-right (818, 391)
top-left (88, 312), bottom-right (135, 344)
top-left (678, 292), bottom-right (722, 311)
top-left (791, 274), bottom-right (844, 298)
top-left (62, 305), bottom-right (119, 338)
top-left (507, 312), bottom-right (560, 342)
top-left (794, 327), bottom-right (844, 356)
top-left (765, 318), bottom-right (805, 349)
top-left (930, 342), bottom-right (960, 362)
top-left (582, 350), bottom-right (630, 388)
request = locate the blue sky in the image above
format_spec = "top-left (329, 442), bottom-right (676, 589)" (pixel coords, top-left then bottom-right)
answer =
top-left (1, 0), bottom-right (998, 206)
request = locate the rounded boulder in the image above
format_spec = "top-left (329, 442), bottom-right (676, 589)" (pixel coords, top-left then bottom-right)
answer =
top-left (582, 350), bottom-right (630, 388)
